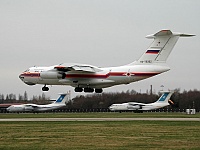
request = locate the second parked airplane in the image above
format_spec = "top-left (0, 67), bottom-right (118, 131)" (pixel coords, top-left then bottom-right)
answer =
top-left (109, 91), bottom-right (174, 112)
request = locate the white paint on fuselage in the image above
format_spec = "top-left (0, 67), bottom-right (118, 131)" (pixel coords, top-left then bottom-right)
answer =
top-left (20, 64), bottom-right (170, 88)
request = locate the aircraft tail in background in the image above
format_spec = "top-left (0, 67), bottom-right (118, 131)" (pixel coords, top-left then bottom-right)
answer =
top-left (53, 93), bottom-right (69, 105)
top-left (153, 91), bottom-right (174, 104)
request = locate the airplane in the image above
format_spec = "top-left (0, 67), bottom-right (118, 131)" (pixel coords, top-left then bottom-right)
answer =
top-left (6, 93), bottom-right (68, 112)
top-left (109, 91), bottom-right (174, 112)
top-left (19, 30), bottom-right (195, 93)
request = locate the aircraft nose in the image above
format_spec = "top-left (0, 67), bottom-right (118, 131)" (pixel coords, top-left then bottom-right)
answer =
top-left (6, 106), bottom-right (11, 112)
top-left (109, 106), bottom-right (113, 111)
top-left (19, 74), bottom-right (24, 81)
top-left (18, 72), bottom-right (36, 85)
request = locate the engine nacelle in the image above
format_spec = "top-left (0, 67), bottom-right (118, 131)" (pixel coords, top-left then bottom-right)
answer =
top-left (127, 105), bottom-right (141, 110)
top-left (40, 71), bottom-right (66, 79)
top-left (24, 106), bottom-right (34, 111)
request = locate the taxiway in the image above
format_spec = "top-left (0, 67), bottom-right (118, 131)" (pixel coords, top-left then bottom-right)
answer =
top-left (0, 118), bottom-right (199, 121)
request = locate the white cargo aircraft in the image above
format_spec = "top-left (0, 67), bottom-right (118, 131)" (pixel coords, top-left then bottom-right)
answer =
top-left (109, 91), bottom-right (174, 112)
top-left (6, 93), bottom-right (68, 112)
top-left (19, 30), bottom-right (194, 93)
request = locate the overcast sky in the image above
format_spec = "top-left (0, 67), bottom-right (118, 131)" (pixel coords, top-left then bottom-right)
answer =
top-left (0, 0), bottom-right (199, 99)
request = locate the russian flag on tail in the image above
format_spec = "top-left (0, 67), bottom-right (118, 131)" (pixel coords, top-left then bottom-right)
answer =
top-left (146, 50), bottom-right (160, 54)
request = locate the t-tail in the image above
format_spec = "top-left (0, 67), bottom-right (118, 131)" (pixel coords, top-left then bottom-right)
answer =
top-left (134, 30), bottom-right (195, 64)
top-left (154, 91), bottom-right (174, 104)
top-left (53, 93), bottom-right (69, 104)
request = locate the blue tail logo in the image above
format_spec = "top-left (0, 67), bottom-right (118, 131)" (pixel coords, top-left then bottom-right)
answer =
top-left (55, 95), bottom-right (65, 103)
top-left (158, 93), bottom-right (169, 101)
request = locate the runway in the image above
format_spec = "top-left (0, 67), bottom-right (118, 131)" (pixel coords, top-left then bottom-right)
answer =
top-left (0, 118), bottom-right (200, 121)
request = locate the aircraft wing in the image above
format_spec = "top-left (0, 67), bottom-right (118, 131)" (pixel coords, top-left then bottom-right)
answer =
top-left (128, 102), bottom-right (146, 106)
top-left (54, 63), bottom-right (103, 73)
top-left (127, 102), bottom-right (146, 110)
top-left (24, 104), bottom-right (39, 108)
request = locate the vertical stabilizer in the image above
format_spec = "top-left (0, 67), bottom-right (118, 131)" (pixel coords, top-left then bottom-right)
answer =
top-left (155, 91), bottom-right (174, 104)
top-left (135, 30), bottom-right (195, 64)
top-left (54, 93), bottom-right (69, 104)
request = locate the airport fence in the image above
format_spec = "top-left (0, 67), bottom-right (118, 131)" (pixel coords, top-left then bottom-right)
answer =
top-left (0, 107), bottom-right (199, 113)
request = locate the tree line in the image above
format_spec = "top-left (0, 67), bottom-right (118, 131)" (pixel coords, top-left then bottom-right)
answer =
top-left (0, 91), bottom-right (50, 104)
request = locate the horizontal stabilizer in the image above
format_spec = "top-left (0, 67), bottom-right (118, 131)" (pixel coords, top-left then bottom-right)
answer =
top-left (176, 33), bottom-right (195, 37)
top-left (146, 30), bottom-right (173, 38)
top-left (146, 30), bottom-right (195, 38)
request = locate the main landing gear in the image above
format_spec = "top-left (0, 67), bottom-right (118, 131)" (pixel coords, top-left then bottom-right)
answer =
top-left (74, 87), bottom-right (103, 93)
top-left (42, 85), bottom-right (49, 91)
top-left (95, 88), bottom-right (103, 93)
top-left (41, 85), bottom-right (102, 93)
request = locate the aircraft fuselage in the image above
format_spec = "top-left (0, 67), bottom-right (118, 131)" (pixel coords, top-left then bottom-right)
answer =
top-left (19, 64), bottom-right (170, 89)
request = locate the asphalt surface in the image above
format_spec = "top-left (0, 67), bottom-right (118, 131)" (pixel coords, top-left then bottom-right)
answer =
top-left (0, 118), bottom-right (200, 121)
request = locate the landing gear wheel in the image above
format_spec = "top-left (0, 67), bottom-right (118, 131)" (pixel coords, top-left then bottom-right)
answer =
top-left (75, 87), bottom-right (83, 92)
top-left (95, 89), bottom-right (103, 93)
top-left (42, 86), bottom-right (49, 91)
top-left (84, 88), bottom-right (94, 93)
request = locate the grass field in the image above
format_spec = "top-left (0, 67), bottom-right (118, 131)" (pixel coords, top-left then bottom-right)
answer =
top-left (0, 121), bottom-right (200, 150)
top-left (0, 112), bottom-right (200, 118)
top-left (0, 112), bottom-right (200, 150)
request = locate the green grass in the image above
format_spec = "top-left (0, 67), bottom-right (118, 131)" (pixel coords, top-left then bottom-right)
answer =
top-left (0, 112), bottom-right (200, 118)
top-left (0, 121), bottom-right (200, 150)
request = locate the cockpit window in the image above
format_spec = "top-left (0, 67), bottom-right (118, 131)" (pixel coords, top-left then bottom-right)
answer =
top-left (24, 69), bottom-right (30, 72)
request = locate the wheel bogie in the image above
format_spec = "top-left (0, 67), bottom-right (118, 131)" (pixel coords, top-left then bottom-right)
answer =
top-left (95, 89), bottom-right (103, 93)
top-left (74, 87), bottom-right (103, 93)
top-left (84, 88), bottom-right (94, 93)
top-left (75, 87), bottom-right (83, 92)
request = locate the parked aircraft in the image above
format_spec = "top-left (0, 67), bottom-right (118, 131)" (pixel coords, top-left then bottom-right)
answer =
top-left (19, 30), bottom-right (194, 93)
top-left (6, 93), bottom-right (68, 112)
top-left (109, 91), bottom-right (174, 112)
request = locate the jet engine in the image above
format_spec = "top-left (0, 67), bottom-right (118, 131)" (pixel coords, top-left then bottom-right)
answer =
top-left (40, 71), bottom-right (66, 79)
top-left (127, 105), bottom-right (141, 110)
top-left (24, 106), bottom-right (34, 111)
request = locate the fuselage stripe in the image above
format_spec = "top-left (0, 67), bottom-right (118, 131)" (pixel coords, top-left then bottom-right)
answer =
top-left (21, 73), bottom-right (40, 77)
top-left (20, 72), bottom-right (160, 79)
